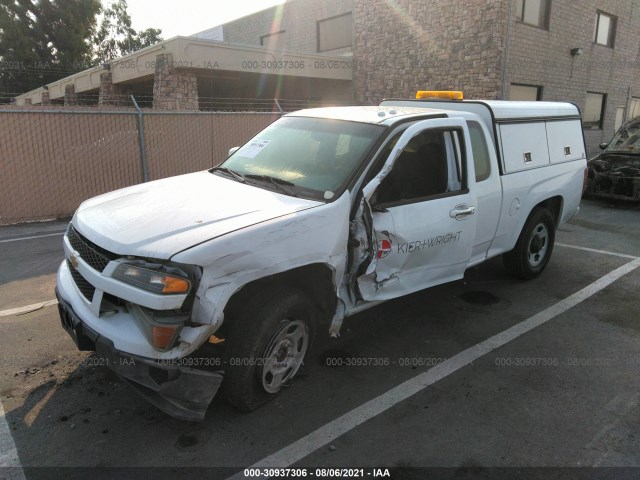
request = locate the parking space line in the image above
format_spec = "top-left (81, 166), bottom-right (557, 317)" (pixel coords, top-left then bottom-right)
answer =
top-left (229, 257), bottom-right (640, 478)
top-left (0, 400), bottom-right (26, 479)
top-left (0, 300), bottom-right (58, 318)
top-left (0, 232), bottom-right (65, 243)
top-left (557, 242), bottom-right (638, 260)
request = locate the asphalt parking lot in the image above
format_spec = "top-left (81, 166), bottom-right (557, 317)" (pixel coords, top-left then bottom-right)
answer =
top-left (0, 198), bottom-right (639, 480)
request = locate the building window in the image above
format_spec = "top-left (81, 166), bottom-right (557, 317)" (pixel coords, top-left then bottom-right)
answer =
top-left (515, 0), bottom-right (550, 29)
top-left (317, 12), bottom-right (352, 52)
top-left (628, 97), bottom-right (640, 120)
top-left (260, 30), bottom-right (287, 49)
top-left (584, 92), bottom-right (607, 130)
top-left (594, 11), bottom-right (616, 47)
top-left (509, 84), bottom-right (542, 101)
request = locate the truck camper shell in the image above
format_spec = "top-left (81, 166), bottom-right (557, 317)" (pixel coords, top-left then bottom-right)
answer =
top-left (380, 98), bottom-right (587, 175)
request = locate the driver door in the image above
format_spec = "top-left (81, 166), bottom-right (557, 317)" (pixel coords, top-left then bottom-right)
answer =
top-left (356, 119), bottom-right (478, 301)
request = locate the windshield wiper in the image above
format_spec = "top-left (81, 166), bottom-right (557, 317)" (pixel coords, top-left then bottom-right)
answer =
top-left (245, 174), bottom-right (298, 197)
top-left (212, 166), bottom-right (246, 183)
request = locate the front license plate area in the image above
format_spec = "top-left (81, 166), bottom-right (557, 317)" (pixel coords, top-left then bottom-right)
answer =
top-left (57, 301), bottom-right (96, 351)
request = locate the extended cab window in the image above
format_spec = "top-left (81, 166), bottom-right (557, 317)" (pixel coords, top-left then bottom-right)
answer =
top-left (218, 117), bottom-right (384, 201)
top-left (376, 129), bottom-right (465, 205)
top-left (468, 121), bottom-right (491, 182)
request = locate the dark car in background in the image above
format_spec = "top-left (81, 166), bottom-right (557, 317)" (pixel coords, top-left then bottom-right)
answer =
top-left (585, 116), bottom-right (640, 201)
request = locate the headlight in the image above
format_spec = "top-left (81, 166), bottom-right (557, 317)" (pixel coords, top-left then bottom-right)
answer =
top-left (112, 264), bottom-right (191, 295)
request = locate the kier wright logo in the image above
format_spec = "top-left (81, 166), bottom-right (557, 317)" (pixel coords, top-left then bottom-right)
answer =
top-left (377, 239), bottom-right (392, 259)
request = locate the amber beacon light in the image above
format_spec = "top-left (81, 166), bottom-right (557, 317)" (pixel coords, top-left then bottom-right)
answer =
top-left (415, 90), bottom-right (464, 100)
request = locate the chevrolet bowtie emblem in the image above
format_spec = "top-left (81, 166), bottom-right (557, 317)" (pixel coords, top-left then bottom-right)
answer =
top-left (70, 252), bottom-right (79, 269)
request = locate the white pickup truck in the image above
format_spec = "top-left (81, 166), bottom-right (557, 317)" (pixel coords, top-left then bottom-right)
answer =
top-left (56, 92), bottom-right (587, 420)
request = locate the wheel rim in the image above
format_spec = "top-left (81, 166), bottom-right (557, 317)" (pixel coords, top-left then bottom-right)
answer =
top-left (527, 222), bottom-right (549, 268)
top-left (261, 319), bottom-right (309, 394)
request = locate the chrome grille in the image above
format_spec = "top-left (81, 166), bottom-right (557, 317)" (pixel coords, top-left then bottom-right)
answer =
top-left (67, 225), bottom-right (117, 273)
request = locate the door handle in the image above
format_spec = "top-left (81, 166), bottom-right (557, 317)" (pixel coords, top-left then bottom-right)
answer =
top-left (449, 205), bottom-right (476, 220)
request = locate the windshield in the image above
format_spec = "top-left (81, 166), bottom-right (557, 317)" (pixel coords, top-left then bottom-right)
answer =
top-left (216, 116), bottom-right (385, 200)
top-left (605, 119), bottom-right (640, 154)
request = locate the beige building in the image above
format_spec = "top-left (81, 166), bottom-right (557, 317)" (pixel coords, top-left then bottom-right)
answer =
top-left (16, 0), bottom-right (640, 153)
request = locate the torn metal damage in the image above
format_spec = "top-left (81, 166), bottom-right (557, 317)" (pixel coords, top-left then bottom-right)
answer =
top-left (55, 102), bottom-right (587, 419)
top-left (586, 155), bottom-right (640, 201)
top-left (95, 341), bottom-right (223, 422)
top-left (56, 289), bottom-right (222, 421)
top-left (346, 118), bottom-right (478, 303)
top-left (585, 116), bottom-right (640, 202)
top-left (344, 121), bottom-right (441, 303)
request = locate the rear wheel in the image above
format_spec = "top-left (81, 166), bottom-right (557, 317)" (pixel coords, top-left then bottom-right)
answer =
top-left (503, 208), bottom-right (556, 280)
top-left (223, 286), bottom-right (315, 412)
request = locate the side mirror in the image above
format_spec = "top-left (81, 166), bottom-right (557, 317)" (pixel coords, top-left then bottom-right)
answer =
top-left (599, 143), bottom-right (608, 150)
top-left (228, 146), bottom-right (240, 157)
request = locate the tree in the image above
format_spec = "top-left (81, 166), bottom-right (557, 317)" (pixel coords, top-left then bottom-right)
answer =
top-left (92, 0), bottom-right (163, 63)
top-left (0, 0), bottom-right (162, 99)
top-left (0, 0), bottom-right (101, 96)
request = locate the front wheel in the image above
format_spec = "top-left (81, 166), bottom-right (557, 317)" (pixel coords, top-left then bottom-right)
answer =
top-left (503, 208), bottom-right (556, 280)
top-left (222, 286), bottom-right (315, 412)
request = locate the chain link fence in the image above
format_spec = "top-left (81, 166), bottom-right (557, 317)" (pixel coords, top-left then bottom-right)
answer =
top-left (3, 94), bottom-right (350, 111)
top-left (0, 105), bottom-right (280, 225)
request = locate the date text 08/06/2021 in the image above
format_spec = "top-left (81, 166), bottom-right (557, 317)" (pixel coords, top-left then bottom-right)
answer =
top-left (243, 468), bottom-right (391, 477)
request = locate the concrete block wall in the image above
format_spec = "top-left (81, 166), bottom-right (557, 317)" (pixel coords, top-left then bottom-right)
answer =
top-left (507, 0), bottom-right (640, 155)
top-left (352, 0), bottom-right (509, 105)
top-left (222, 0), bottom-right (354, 56)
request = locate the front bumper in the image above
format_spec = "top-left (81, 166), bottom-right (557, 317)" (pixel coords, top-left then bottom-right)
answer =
top-left (55, 288), bottom-right (223, 421)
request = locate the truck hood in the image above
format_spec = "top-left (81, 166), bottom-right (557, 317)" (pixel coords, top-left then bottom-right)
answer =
top-left (588, 152), bottom-right (640, 179)
top-left (73, 171), bottom-right (322, 259)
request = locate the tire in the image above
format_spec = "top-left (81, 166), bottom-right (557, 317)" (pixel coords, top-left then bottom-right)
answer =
top-left (503, 208), bottom-right (556, 280)
top-left (222, 286), bottom-right (315, 412)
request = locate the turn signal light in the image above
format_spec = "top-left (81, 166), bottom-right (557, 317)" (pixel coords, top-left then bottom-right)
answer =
top-left (161, 276), bottom-right (190, 294)
top-left (152, 325), bottom-right (180, 350)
